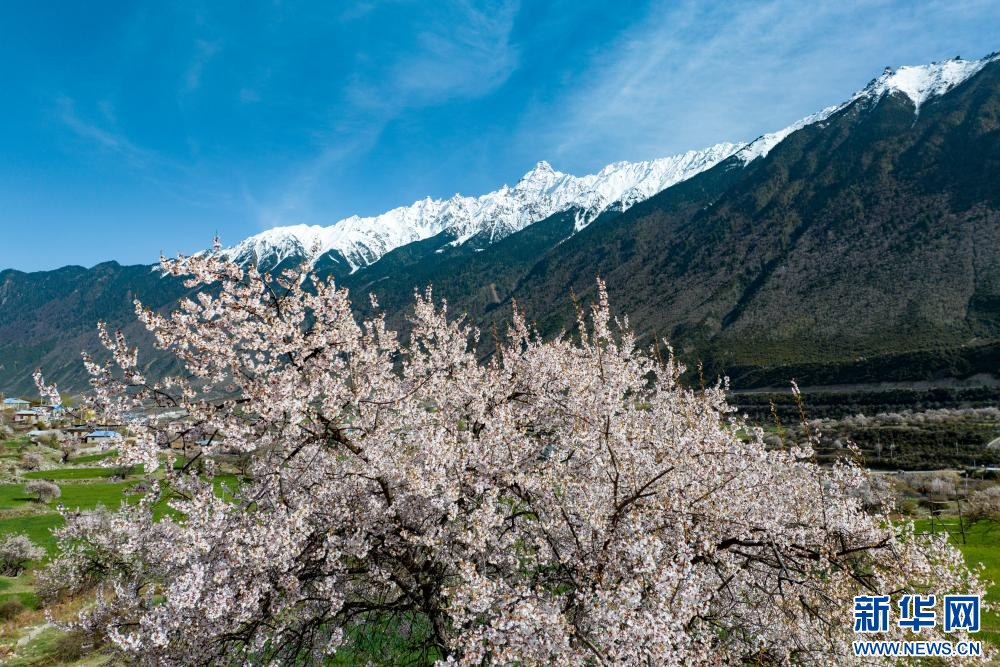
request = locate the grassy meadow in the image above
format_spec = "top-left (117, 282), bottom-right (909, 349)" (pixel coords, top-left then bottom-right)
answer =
top-left (0, 437), bottom-right (178, 664)
top-left (912, 519), bottom-right (1000, 647)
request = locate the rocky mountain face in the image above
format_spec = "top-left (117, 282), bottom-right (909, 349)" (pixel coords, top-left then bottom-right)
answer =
top-left (2, 54), bottom-right (999, 394)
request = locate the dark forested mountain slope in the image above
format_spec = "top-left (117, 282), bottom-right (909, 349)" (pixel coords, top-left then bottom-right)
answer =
top-left (478, 59), bottom-right (1000, 386)
top-left (0, 264), bottom-right (190, 394)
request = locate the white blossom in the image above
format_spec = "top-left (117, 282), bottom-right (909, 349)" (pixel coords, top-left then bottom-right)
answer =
top-left (37, 254), bottom-right (988, 665)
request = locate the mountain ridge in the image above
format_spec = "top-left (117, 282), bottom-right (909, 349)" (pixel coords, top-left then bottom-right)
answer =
top-left (217, 53), bottom-right (1000, 276)
top-left (2, 52), bottom-right (1000, 394)
top-left (218, 141), bottom-right (744, 274)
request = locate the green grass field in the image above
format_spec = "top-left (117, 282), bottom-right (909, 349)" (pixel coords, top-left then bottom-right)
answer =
top-left (914, 519), bottom-right (1000, 646)
top-left (22, 464), bottom-right (143, 480)
top-left (0, 444), bottom-right (232, 663)
top-left (69, 450), bottom-right (117, 464)
top-left (0, 478), bottom-right (140, 554)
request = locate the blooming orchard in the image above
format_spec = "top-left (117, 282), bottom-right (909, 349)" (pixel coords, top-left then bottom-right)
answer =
top-left (38, 250), bottom-right (986, 665)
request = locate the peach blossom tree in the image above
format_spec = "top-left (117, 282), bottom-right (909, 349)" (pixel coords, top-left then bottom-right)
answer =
top-left (37, 251), bottom-right (986, 666)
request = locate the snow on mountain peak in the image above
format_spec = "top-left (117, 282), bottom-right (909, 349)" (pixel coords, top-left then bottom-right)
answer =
top-left (222, 142), bottom-right (742, 271)
top-left (735, 53), bottom-right (999, 165)
top-left (856, 54), bottom-right (999, 112)
top-left (222, 53), bottom-right (999, 273)
top-left (529, 160), bottom-right (555, 174)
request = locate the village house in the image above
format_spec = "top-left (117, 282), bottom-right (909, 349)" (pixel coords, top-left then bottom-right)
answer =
top-left (39, 405), bottom-right (69, 425)
top-left (2, 398), bottom-right (30, 412)
top-left (13, 409), bottom-right (40, 425)
top-left (27, 428), bottom-right (66, 444)
top-left (83, 430), bottom-right (121, 446)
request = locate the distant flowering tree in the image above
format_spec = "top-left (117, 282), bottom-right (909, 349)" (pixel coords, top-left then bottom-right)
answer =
top-left (36, 251), bottom-right (986, 665)
top-left (20, 452), bottom-right (45, 472)
top-left (58, 439), bottom-right (77, 464)
top-left (966, 486), bottom-right (1000, 524)
top-left (0, 533), bottom-right (45, 576)
top-left (26, 479), bottom-right (61, 503)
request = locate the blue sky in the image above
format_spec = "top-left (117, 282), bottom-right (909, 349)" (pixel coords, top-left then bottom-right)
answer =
top-left (1, 0), bottom-right (998, 271)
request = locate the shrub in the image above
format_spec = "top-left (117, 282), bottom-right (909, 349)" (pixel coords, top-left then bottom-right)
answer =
top-left (50, 631), bottom-right (89, 662)
top-left (19, 452), bottom-right (44, 471)
top-left (25, 479), bottom-right (60, 503)
top-left (0, 534), bottom-right (44, 575)
top-left (111, 463), bottom-right (136, 479)
top-left (762, 433), bottom-right (783, 448)
top-left (0, 598), bottom-right (24, 621)
top-left (30, 432), bottom-right (59, 447)
top-left (896, 497), bottom-right (920, 514)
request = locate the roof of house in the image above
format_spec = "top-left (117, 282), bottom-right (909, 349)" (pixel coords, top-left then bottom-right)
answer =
top-left (15, 409), bottom-right (38, 415)
top-left (3, 398), bottom-right (30, 405)
top-left (85, 430), bottom-right (121, 438)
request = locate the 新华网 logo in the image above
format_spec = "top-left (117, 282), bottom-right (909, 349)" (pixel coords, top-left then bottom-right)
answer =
top-left (853, 594), bottom-right (980, 633)
top-left (852, 594), bottom-right (983, 658)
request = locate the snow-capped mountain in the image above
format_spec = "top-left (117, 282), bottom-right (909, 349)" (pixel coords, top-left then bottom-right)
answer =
top-left (855, 55), bottom-right (998, 112)
top-left (222, 143), bottom-right (743, 272)
top-left (735, 53), bottom-right (1000, 165)
top-left (7, 50), bottom-right (1000, 395)
top-left (223, 53), bottom-right (1000, 274)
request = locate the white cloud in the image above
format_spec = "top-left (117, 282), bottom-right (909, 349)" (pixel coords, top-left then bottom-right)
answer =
top-left (184, 38), bottom-right (221, 94)
top-left (250, 0), bottom-right (522, 230)
top-left (57, 96), bottom-right (158, 168)
top-left (347, 0), bottom-right (520, 112)
top-left (522, 0), bottom-right (1000, 170)
top-left (390, 1), bottom-right (520, 103)
top-left (55, 96), bottom-right (230, 209)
